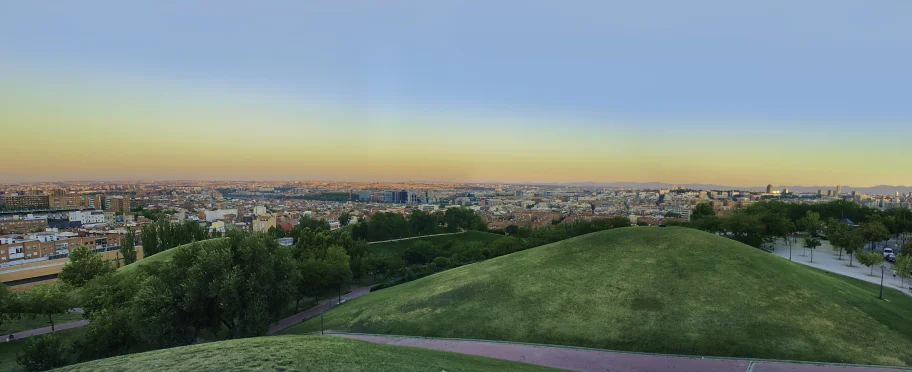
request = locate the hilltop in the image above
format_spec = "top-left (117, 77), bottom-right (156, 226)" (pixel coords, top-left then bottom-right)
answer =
top-left (57, 335), bottom-right (561, 372)
top-left (284, 227), bottom-right (912, 366)
top-left (117, 238), bottom-right (223, 275)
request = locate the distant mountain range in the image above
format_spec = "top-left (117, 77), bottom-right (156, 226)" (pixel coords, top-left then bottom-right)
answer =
top-left (555, 182), bottom-right (912, 195)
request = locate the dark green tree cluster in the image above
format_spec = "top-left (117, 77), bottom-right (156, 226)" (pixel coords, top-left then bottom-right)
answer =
top-left (350, 208), bottom-right (487, 242)
top-left (686, 200), bottom-right (912, 251)
top-left (66, 231), bottom-right (299, 365)
top-left (59, 246), bottom-right (115, 287)
top-left (119, 230), bottom-right (138, 266)
top-left (140, 220), bottom-right (210, 257)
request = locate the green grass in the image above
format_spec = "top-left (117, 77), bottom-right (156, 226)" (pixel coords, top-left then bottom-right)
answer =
top-left (0, 327), bottom-right (86, 372)
top-left (369, 231), bottom-right (504, 263)
top-left (0, 312), bottom-right (84, 334)
top-left (284, 227), bottom-right (912, 366)
top-left (118, 239), bottom-right (224, 275)
top-left (58, 335), bottom-right (562, 372)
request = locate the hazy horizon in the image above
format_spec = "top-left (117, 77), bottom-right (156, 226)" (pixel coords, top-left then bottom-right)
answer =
top-left (3, 1), bottom-right (910, 185)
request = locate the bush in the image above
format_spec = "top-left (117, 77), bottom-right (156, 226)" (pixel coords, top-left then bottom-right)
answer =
top-left (16, 334), bottom-right (71, 372)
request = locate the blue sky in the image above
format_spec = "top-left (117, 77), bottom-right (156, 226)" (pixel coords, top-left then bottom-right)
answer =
top-left (1, 1), bottom-right (911, 184)
top-left (3, 1), bottom-right (910, 122)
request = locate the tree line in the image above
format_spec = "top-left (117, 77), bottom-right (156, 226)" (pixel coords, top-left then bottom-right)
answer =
top-left (2, 227), bottom-right (358, 371)
top-left (350, 207), bottom-right (487, 242)
top-left (140, 219), bottom-right (211, 257)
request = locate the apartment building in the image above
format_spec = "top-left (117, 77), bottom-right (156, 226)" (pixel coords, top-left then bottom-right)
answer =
top-left (105, 196), bottom-right (131, 213)
top-left (252, 214), bottom-right (277, 232)
top-left (1, 195), bottom-right (50, 210)
top-left (0, 233), bottom-right (122, 263)
top-left (48, 194), bottom-right (89, 209)
top-left (68, 210), bottom-right (107, 225)
top-left (0, 217), bottom-right (49, 234)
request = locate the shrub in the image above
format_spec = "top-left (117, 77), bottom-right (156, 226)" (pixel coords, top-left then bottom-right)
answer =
top-left (16, 334), bottom-right (70, 372)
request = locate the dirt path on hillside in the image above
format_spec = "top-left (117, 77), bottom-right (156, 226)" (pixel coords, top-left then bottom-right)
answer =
top-left (332, 333), bottom-right (910, 372)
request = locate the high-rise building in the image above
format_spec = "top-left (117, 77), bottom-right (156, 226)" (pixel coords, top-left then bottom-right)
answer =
top-left (836, 185), bottom-right (843, 195)
top-left (818, 190), bottom-right (825, 197)
top-left (827, 190), bottom-right (835, 197)
top-left (766, 184), bottom-right (773, 194)
top-left (0, 194), bottom-right (50, 210)
top-left (358, 190), bottom-right (371, 201)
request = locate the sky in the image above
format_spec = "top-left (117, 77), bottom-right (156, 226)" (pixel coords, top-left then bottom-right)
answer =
top-left (1, 1), bottom-right (910, 186)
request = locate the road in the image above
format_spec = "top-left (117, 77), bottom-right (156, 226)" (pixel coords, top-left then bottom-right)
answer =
top-left (332, 333), bottom-right (911, 372)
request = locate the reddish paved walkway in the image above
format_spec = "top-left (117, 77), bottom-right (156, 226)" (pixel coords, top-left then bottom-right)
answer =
top-left (332, 333), bottom-right (911, 372)
top-left (267, 286), bottom-right (371, 335)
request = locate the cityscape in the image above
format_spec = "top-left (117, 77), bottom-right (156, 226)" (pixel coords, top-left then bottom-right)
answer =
top-left (3, 1), bottom-right (912, 372)
top-left (2, 180), bottom-right (912, 265)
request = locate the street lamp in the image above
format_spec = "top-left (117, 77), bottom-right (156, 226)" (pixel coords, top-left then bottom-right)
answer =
top-left (879, 262), bottom-right (890, 300)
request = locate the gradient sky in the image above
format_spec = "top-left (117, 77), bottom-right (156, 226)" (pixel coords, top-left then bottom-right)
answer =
top-left (2, 1), bottom-right (910, 186)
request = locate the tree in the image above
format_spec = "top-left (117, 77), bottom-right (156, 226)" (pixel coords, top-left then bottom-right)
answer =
top-left (691, 203), bottom-right (715, 221)
top-left (59, 246), bottom-right (115, 287)
top-left (842, 228), bottom-right (865, 267)
top-left (828, 222), bottom-right (848, 260)
top-left (140, 222), bottom-right (159, 257)
top-left (338, 211), bottom-right (352, 227)
top-left (861, 221), bottom-right (890, 251)
top-left (504, 224), bottom-right (519, 236)
top-left (0, 283), bottom-right (21, 331)
top-left (804, 237), bottom-right (821, 263)
top-left (324, 245), bottom-right (353, 304)
top-left (664, 211), bottom-right (682, 219)
top-left (120, 230), bottom-right (138, 266)
top-left (856, 250), bottom-right (883, 276)
top-left (797, 211), bottom-right (823, 237)
top-left (174, 233), bottom-right (298, 338)
top-left (16, 334), bottom-right (70, 372)
top-left (20, 283), bottom-right (71, 332)
top-left (892, 254), bottom-right (912, 288)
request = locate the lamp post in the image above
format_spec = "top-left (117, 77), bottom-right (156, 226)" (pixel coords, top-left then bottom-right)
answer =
top-left (321, 310), bottom-right (325, 335)
top-left (879, 262), bottom-right (889, 300)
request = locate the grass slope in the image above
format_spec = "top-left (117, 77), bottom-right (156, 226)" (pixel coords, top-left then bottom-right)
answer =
top-left (58, 335), bottom-right (561, 372)
top-left (369, 231), bottom-right (504, 262)
top-left (118, 239), bottom-right (223, 275)
top-left (285, 227), bottom-right (912, 366)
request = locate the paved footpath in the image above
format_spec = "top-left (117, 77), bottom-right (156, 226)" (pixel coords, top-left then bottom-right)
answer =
top-left (267, 286), bottom-right (372, 335)
top-left (1, 308), bottom-right (87, 340)
top-left (770, 238), bottom-right (912, 297)
top-left (332, 333), bottom-right (911, 372)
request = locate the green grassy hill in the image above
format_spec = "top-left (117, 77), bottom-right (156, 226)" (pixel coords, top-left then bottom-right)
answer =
top-left (118, 239), bottom-right (223, 275)
top-left (369, 231), bottom-right (504, 262)
top-left (284, 227), bottom-right (912, 366)
top-left (58, 335), bottom-right (561, 372)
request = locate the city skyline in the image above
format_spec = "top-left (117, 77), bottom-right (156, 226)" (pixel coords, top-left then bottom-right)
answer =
top-left (3, 1), bottom-right (911, 185)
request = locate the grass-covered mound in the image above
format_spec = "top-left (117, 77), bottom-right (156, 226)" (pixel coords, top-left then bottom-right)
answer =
top-left (58, 335), bottom-right (561, 372)
top-left (284, 227), bottom-right (912, 366)
top-left (117, 238), bottom-right (223, 275)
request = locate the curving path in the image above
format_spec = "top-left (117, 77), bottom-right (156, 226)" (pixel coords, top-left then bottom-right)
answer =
top-left (267, 286), bottom-right (372, 335)
top-left (332, 333), bottom-right (911, 372)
